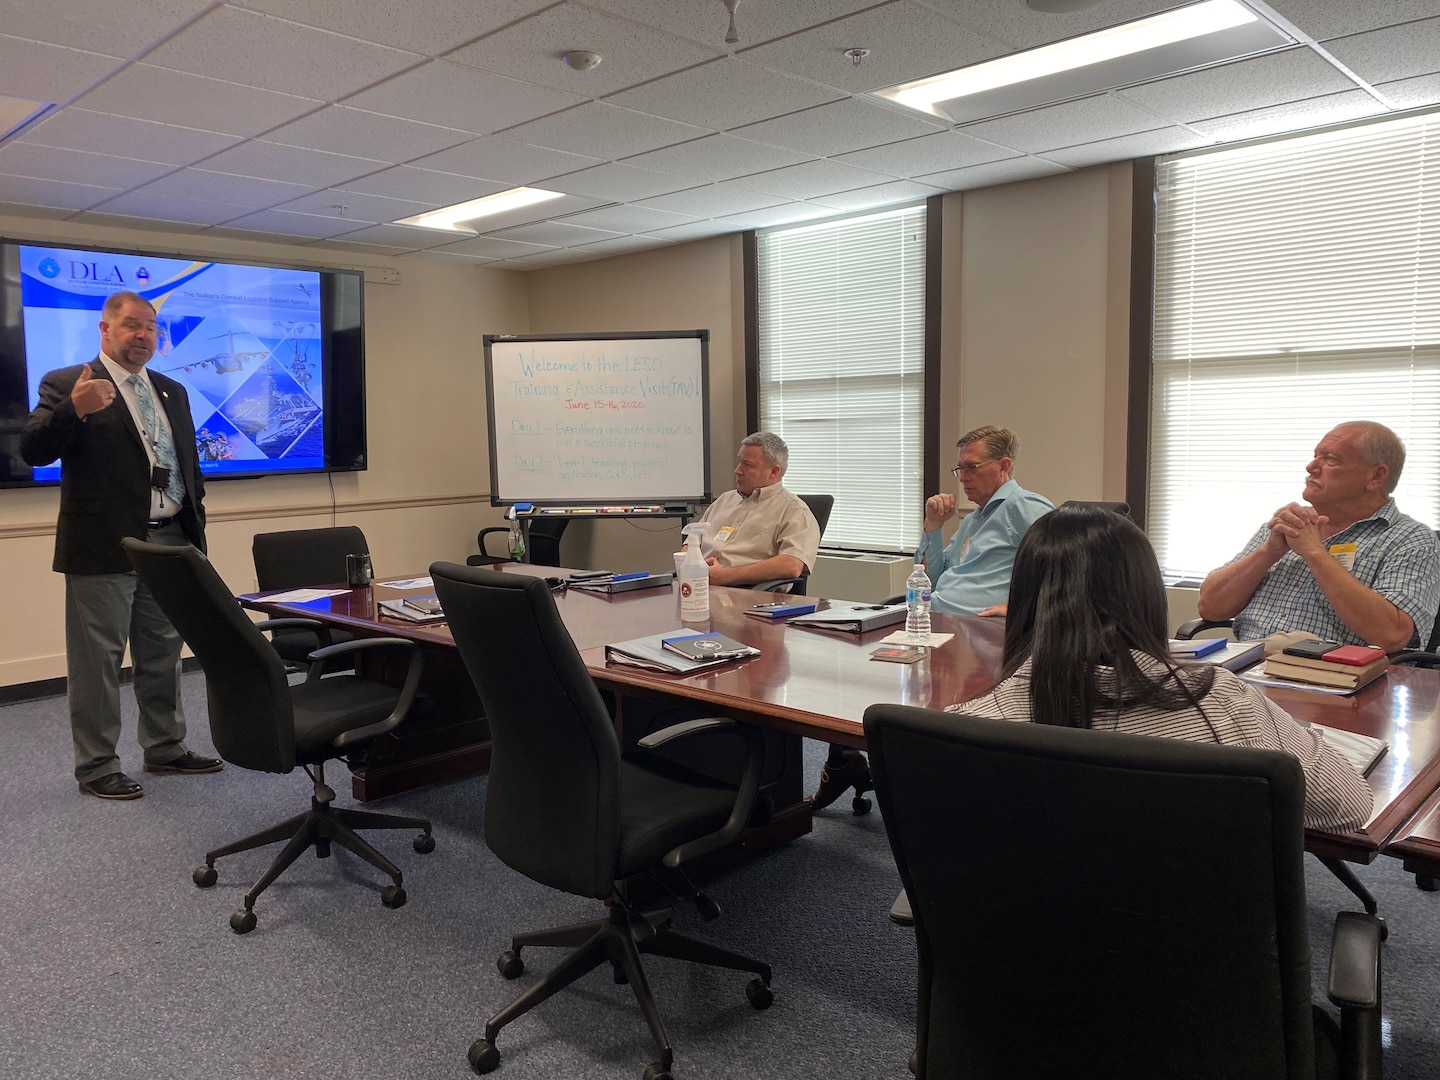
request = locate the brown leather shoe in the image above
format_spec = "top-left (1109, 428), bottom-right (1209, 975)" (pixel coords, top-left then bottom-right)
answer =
top-left (144, 751), bottom-right (223, 774)
top-left (808, 752), bottom-right (872, 812)
top-left (79, 772), bottom-right (144, 800)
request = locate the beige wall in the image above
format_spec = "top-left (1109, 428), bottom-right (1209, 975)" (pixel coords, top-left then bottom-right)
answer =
top-left (0, 213), bottom-right (531, 685)
top-left (0, 161), bottom-right (1138, 687)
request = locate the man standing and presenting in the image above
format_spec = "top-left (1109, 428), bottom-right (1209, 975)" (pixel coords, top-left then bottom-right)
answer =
top-left (1199, 421), bottom-right (1439, 652)
top-left (812, 426), bottom-right (1053, 810)
top-left (694, 431), bottom-right (820, 587)
top-left (22, 290), bottom-right (220, 800)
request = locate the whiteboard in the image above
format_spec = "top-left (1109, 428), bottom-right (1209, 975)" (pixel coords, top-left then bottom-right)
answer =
top-left (483, 332), bottom-right (711, 506)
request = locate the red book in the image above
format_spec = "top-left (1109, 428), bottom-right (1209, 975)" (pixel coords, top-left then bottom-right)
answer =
top-left (1322, 645), bottom-right (1388, 667)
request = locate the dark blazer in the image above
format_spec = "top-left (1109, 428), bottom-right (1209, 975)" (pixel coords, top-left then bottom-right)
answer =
top-left (21, 358), bottom-right (207, 574)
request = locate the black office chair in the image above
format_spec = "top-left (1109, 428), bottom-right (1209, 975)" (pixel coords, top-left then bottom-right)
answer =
top-left (124, 538), bottom-right (435, 935)
top-left (751, 492), bottom-right (834, 595)
top-left (1059, 498), bottom-right (1130, 516)
top-left (252, 525), bottom-right (367, 668)
top-left (430, 562), bottom-right (773, 1080)
top-left (864, 703), bottom-right (1383, 1080)
top-left (470, 516), bottom-right (570, 566)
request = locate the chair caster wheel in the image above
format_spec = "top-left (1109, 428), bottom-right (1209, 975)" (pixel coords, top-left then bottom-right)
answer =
top-left (695, 893), bottom-right (721, 922)
top-left (852, 794), bottom-right (872, 816)
top-left (230, 909), bottom-right (257, 934)
top-left (746, 978), bottom-right (773, 1010)
top-left (1377, 916), bottom-right (1388, 942)
top-left (193, 865), bottom-right (217, 888)
top-left (381, 884), bottom-right (406, 908)
top-left (1417, 873), bottom-right (1438, 892)
top-left (414, 832), bottom-right (435, 854)
top-left (642, 1062), bottom-right (674, 1080)
top-left (612, 960), bottom-right (629, 985)
top-left (497, 950), bottom-right (524, 979)
top-left (468, 1038), bottom-right (500, 1074)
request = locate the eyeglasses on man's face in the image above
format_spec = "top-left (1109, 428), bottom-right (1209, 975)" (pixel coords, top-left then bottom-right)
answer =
top-left (951, 459), bottom-right (998, 478)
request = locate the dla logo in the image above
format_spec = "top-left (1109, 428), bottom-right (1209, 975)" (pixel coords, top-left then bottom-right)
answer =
top-left (38, 258), bottom-right (61, 278)
top-left (136, 267), bottom-right (150, 282)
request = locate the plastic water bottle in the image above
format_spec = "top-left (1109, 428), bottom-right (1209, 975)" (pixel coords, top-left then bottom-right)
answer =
top-left (507, 512), bottom-right (526, 561)
top-left (905, 553), bottom-right (931, 642)
top-left (678, 522), bottom-right (711, 621)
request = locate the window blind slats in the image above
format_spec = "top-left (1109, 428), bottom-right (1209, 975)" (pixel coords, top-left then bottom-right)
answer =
top-left (757, 206), bottom-right (926, 552)
top-left (1151, 112), bottom-right (1440, 579)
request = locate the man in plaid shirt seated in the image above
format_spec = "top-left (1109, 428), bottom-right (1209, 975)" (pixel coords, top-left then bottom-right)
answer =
top-left (1198, 421), bottom-right (1440, 653)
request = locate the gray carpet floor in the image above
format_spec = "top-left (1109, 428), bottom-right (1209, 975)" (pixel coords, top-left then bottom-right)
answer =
top-left (0, 671), bottom-right (1436, 1079)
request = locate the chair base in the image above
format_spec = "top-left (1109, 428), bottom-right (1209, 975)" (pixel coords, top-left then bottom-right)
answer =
top-left (194, 795), bottom-right (434, 933)
top-left (471, 902), bottom-right (772, 1076)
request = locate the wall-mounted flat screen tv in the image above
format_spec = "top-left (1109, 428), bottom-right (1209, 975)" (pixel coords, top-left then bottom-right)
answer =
top-left (0, 239), bottom-right (366, 487)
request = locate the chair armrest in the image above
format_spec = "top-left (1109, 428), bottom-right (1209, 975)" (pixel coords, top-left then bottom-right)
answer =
top-left (1388, 649), bottom-right (1440, 667)
top-left (639, 717), bottom-right (766, 869)
top-left (751, 577), bottom-right (802, 594)
top-left (477, 527), bottom-right (510, 561)
top-left (1174, 618), bottom-right (1234, 640)
top-left (253, 617), bottom-right (334, 649)
top-left (880, 593), bottom-right (905, 607)
top-left (307, 637), bottom-right (426, 750)
top-left (1328, 911), bottom-right (1381, 1009)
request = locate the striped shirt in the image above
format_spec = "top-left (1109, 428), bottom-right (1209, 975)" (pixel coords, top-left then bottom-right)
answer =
top-left (948, 654), bottom-right (1373, 832)
top-left (1228, 497), bottom-right (1440, 649)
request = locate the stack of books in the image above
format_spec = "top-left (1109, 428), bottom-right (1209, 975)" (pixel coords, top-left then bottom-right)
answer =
top-left (1262, 641), bottom-right (1390, 691)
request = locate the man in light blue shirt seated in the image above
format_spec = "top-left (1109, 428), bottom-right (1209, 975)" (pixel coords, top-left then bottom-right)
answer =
top-left (921, 426), bottom-right (1054, 616)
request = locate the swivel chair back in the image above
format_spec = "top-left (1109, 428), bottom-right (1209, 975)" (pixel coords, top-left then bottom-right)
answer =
top-left (252, 525), bottom-right (367, 668)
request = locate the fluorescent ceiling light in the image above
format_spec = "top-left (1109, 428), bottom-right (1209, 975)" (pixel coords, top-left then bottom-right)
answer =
top-left (875, 0), bottom-right (1271, 122)
top-left (396, 187), bottom-right (564, 233)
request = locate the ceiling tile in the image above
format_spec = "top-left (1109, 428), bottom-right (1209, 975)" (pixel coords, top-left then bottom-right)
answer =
top-left (0, 142), bottom-right (174, 189)
top-left (916, 155), bottom-right (1070, 191)
top-left (572, 234), bottom-right (674, 256)
top-left (448, 3), bottom-right (721, 97)
top-left (277, 188), bottom-right (435, 223)
top-left (736, 159), bottom-right (896, 200)
top-left (735, 97), bottom-right (948, 157)
top-left (338, 166), bottom-right (508, 205)
top-left (740, 2), bottom-right (1009, 94)
top-left (543, 162), bottom-right (697, 201)
top-left (0, 172), bottom-right (119, 210)
top-left (0, 34), bottom-right (122, 103)
top-left (70, 209), bottom-right (208, 233)
top-left (500, 247), bottom-right (608, 269)
top-left (92, 189), bottom-right (254, 225)
top-left (144, 6), bottom-right (423, 102)
top-left (312, 237), bottom-right (418, 255)
top-left (1115, 48), bottom-right (1360, 124)
top-left (409, 136), bottom-right (604, 185)
top-left (1188, 89), bottom-right (1390, 142)
top-left (560, 203), bottom-right (697, 233)
top-left (642, 220), bottom-right (733, 242)
top-left (17, 108), bottom-right (240, 166)
top-left (234, 0), bottom-right (553, 57)
top-left (491, 221), bottom-right (623, 247)
top-left (430, 235), bottom-right (555, 259)
top-left (1044, 127), bottom-right (1210, 169)
top-left (1377, 72), bottom-right (1440, 109)
top-left (132, 168), bottom-right (313, 210)
top-left (959, 93), bottom-right (1170, 155)
top-left (502, 103), bottom-right (709, 160)
top-left (1265, 0), bottom-right (1440, 43)
top-left (77, 65), bottom-right (321, 137)
top-left (834, 129), bottom-right (1017, 177)
top-left (714, 203), bottom-right (842, 230)
top-left (0, 201), bottom-right (78, 221)
top-left (582, 0), bottom-right (879, 49)
top-left (608, 57), bottom-right (843, 130)
top-left (434, 192), bottom-right (607, 232)
top-left (810, 178), bottom-right (947, 211)
top-left (0, 0), bottom-right (212, 57)
top-left (198, 141), bottom-right (386, 188)
top-left (636, 182), bottom-right (789, 219)
top-left (344, 60), bottom-right (584, 135)
top-left (1326, 16), bottom-right (1440, 85)
top-left (214, 208), bottom-right (360, 239)
top-left (622, 134), bottom-right (814, 182)
top-left (324, 222), bottom-right (439, 248)
top-left (399, 248), bottom-right (500, 264)
top-left (918, 0), bottom-right (1193, 51)
top-left (264, 105), bottom-right (474, 162)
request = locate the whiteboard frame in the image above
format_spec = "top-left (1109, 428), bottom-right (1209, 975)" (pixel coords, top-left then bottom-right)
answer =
top-left (483, 330), bottom-right (712, 507)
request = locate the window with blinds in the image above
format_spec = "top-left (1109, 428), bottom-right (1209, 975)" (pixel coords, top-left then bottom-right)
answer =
top-left (1150, 111), bottom-right (1440, 580)
top-left (756, 205), bottom-right (927, 553)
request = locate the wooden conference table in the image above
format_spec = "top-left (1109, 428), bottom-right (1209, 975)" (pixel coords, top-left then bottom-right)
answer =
top-left (242, 563), bottom-right (1440, 872)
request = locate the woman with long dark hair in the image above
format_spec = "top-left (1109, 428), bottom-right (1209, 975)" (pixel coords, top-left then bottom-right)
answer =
top-left (948, 504), bottom-right (1373, 831)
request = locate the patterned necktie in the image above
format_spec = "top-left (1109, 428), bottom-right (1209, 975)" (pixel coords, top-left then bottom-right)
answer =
top-left (128, 374), bottom-right (186, 506)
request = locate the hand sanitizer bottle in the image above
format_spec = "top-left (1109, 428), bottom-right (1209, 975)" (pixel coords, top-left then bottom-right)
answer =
top-left (679, 523), bottom-right (711, 622)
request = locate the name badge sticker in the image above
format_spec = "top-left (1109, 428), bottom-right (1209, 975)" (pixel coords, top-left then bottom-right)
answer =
top-left (712, 525), bottom-right (736, 546)
top-left (1329, 541), bottom-right (1357, 572)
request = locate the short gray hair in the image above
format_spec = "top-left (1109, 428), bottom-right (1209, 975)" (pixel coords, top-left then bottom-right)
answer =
top-left (741, 431), bottom-right (789, 474)
top-left (102, 291), bottom-right (155, 319)
top-left (1341, 421), bottom-right (1406, 493)
top-left (957, 425), bottom-right (1019, 463)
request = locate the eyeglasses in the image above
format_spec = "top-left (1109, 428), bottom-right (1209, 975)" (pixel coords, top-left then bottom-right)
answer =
top-left (951, 459), bottom-right (998, 478)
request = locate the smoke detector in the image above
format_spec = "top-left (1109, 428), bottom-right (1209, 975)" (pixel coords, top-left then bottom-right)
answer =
top-left (561, 50), bottom-right (602, 72)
